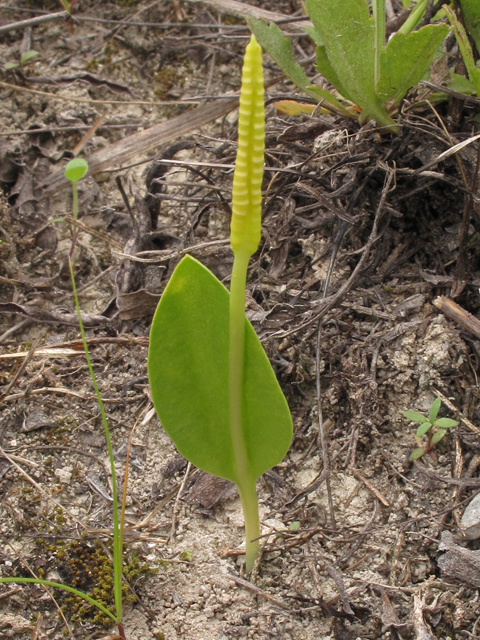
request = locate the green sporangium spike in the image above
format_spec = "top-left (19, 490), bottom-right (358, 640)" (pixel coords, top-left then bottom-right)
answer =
top-left (230, 34), bottom-right (265, 257)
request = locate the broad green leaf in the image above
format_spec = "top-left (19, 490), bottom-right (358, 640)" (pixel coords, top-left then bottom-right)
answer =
top-left (431, 429), bottom-right (447, 444)
top-left (248, 18), bottom-right (351, 116)
top-left (289, 521), bottom-right (300, 531)
top-left (409, 447), bottom-right (426, 460)
top-left (20, 50), bottom-right (39, 66)
top-left (148, 255), bottom-right (293, 484)
top-left (429, 397), bottom-right (442, 424)
top-left (445, 4), bottom-right (480, 96)
top-left (433, 418), bottom-right (458, 429)
top-left (315, 46), bottom-right (353, 102)
top-left (416, 422), bottom-right (432, 437)
top-left (4, 62), bottom-right (17, 71)
top-left (403, 410), bottom-right (427, 423)
top-left (64, 158), bottom-right (89, 184)
top-left (378, 25), bottom-right (449, 104)
top-left (304, 0), bottom-right (395, 129)
top-left (459, 0), bottom-right (480, 54)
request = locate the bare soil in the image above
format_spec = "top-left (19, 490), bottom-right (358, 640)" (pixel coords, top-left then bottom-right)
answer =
top-left (1, 1), bottom-right (480, 639)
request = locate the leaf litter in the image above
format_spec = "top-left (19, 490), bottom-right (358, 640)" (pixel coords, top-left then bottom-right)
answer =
top-left (1, 0), bottom-right (480, 638)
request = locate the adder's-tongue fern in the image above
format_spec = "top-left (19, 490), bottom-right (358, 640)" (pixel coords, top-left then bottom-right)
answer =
top-left (228, 34), bottom-right (265, 571)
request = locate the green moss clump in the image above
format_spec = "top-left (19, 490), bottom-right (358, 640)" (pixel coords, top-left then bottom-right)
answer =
top-left (86, 59), bottom-right (98, 73)
top-left (154, 68), bottom-right (185, 98)
top-left (40, 540), bottom-right (156, 628)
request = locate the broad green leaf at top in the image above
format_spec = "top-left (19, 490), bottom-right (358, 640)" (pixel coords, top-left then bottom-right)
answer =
top-left (65, 158), bottom-right (89, 184)
top-left (148, 255), bottom-right (293, 484)
top-left (428, 397), bottom-right (442, 424)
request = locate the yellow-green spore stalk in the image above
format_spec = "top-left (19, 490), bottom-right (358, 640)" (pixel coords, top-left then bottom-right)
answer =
top-left (229, 34), bottom-right (265, 572)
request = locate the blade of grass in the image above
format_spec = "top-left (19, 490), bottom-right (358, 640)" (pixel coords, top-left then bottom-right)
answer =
top-left (0, 577), bottom-right (117, 622)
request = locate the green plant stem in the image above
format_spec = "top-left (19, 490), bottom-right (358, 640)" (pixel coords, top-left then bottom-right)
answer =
top-left (72, 182), bottom-right (78, 219)
top-left (398, 0), bottom-right (428, 35)
top-left (69, 258), bottom-right (123, 627)
top-left (373, 0), bottom-right (385, 88)
top-left (0, 577), bottom-right (117, 622)
top-left (238, 478), bottom-right (260, 572)
top-left (229, 248), bottom-right (259, 571)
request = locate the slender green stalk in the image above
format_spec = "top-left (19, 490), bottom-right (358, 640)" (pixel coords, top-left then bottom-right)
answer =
top-left (69, 259), bottom-right (123, 626)
top-left (372, 0), bottom-right (385, 89)
top-left (229, 34), bottom-right (265, 571)
top-left (0, 577), bottom-right (116, 622)
top-left (229, 249), bottom-right (259, 569)
top-left (238, 479), bottom-right (260, 571)
top-left (398, 0), bottom-right (428, 35)
top-left (72, 182), bottom-right (79, 219)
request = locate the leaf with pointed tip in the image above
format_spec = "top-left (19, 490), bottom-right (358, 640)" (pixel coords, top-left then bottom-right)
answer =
top-left (403, 410), bottom-right (427, 423)
top-left (20, 50), bottom-right (39, 66)
top-left (429, 398), bottom-right (442, 424)
top-left (148, 255), bottom-right (293, 484)
top-left (431, 429), bottom-right (447, 444)
top-left (433, 418), bottom-right (458, 429)
top-left (416, 422), bottom-right (432, 437)
top-left (410, 447), bottom-right (426, 460)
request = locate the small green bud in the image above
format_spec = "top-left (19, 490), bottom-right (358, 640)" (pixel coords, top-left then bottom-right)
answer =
top-left (65, 158), bottom-right (89, 184)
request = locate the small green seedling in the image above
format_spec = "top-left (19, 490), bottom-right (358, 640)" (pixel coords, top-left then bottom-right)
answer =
top-left (0, 159), bottom-right (127, 639)
top-left (148, 35), bottom-right (293, 572)
top-left (249, 0), bottom-right (449, 131)
top-left (59, 0), bottom-right (74, 14)
top-left (64, 158), bottom-right (89, 219)
top-left (403, 397), bottom-right (458, 460)
top-left (4, 50), bottom-right (40, 71)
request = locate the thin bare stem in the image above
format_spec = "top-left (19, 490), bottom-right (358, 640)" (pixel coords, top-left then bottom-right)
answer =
top-left (69, 259), bottom-right (123, 627)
